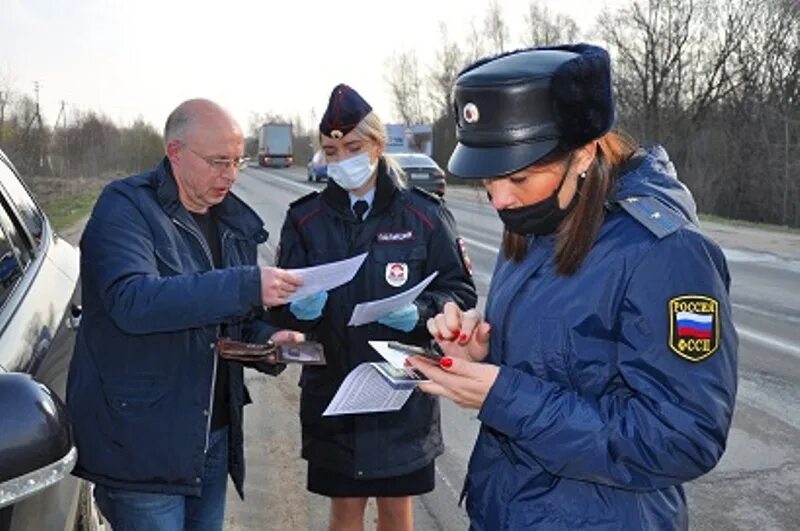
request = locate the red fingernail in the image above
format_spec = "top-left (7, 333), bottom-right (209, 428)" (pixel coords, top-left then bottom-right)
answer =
top-left (439, 357), bottom-right (453, 369)
top-left (459, 333), bottom-right (468, 344)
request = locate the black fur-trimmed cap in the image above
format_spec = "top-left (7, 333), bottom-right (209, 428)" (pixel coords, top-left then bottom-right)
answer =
top-left (448, 43), bottom-right (615, 179)
top-left (319, 84), bottom-right (373, 139)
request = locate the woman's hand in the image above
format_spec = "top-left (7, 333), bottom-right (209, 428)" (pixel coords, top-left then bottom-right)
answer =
top-left (407, 355), bottom-right (499, 410)
top-left (427, 302), bottom-right (491, 362)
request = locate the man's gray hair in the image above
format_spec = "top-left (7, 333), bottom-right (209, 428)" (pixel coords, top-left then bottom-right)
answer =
top-left (163, 103), bottom-right (194, 147)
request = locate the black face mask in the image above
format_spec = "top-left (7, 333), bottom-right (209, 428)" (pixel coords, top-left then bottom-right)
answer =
top-left (494, 171), bottom-right (582, 236)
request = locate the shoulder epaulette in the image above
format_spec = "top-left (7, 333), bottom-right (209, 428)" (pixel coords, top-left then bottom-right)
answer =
top-left (289, 191), bottom-right (319, 209)
top-left (411, 186), bottom-right (442, 204)
top-left (617, 196), bottom-right (688, 239)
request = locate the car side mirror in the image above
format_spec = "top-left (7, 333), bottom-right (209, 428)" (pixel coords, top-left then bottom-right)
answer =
top-left (0, 373), bottom-right (75, 508)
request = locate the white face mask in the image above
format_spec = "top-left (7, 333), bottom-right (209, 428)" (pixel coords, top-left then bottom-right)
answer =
top-left (327, 152), bottom-right (376, 190)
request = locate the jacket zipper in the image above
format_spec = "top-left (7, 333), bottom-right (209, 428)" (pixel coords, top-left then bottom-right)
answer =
top-left (172, 216), bottom-right (218, 454)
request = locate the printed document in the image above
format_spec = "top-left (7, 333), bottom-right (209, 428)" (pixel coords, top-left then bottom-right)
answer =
top-left (348, 271), bottom-right (438, 326)
top-left (287, 253), bottom-right (367, 302)
top-left (322, 364), bottom-right (413, 416)
top-left (322, 341), bottom-right (429, 416)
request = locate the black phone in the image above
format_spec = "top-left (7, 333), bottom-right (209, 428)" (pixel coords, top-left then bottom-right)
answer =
top-left (387, 341), bottom-right (443, 361)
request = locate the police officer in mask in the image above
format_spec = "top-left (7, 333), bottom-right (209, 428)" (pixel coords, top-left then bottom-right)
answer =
top-left (407, 44), bottom-right (738, 530)
top-left (271, 84), bottom-right (476, 531)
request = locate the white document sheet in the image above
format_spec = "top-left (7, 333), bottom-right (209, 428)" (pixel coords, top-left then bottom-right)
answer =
top-left (286, 253), bottom-right (367, 302)
top-left (322, 363), bottom-right (414, 416)
top-left (347, 271), bottom-right (438, 326)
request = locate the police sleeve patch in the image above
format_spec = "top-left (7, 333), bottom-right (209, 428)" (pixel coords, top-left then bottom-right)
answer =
top-left (668, 295), bottom-right (720, 362)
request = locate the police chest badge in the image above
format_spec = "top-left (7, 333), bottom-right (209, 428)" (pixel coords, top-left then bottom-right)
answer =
top-left (385, 263), bottom-right (409, 287)
top-left (668, 295), bottom-right (720, 362)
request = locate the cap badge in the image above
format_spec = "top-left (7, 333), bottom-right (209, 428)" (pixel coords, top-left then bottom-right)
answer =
top-left (463, 102), bottom-right (480, 124)
top-left (331, 129), bottom-right (344, 139)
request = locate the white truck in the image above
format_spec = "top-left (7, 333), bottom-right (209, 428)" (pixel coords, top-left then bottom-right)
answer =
top-left (258, 123), bottom-right (293, 168)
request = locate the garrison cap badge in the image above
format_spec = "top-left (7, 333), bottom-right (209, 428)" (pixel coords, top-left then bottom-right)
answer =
top-left (320, 83), bottom-right (373, 139)
top-left (668, 295), bottom-right (720, 362)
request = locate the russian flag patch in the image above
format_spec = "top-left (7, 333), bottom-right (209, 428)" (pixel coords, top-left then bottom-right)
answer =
top-left (668, 295), bottom-right (720, 362)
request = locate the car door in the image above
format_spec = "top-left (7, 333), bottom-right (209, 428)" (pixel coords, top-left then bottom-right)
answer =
top-left (0, 153), bottom-right (87, 530)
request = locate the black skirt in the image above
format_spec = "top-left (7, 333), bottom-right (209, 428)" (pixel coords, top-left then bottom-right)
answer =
top-left (307, 462), bottom-right (435, 498)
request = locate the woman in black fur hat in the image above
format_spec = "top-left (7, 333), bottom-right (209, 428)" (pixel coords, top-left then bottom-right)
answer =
top-left (407, 44), bottom-right (738, 530)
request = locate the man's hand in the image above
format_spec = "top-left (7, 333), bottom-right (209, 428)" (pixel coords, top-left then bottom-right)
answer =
top-left (426, 302), bottom-right (490, 362)
top-left (260, 267), bottom-right (303, 307)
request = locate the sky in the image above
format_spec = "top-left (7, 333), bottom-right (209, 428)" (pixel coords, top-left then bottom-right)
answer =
top-left (1, 0), bottom-right (619, 135)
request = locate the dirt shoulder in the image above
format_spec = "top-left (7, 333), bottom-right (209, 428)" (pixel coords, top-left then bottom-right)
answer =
top-left (445, 185), bottom-right (800, 260)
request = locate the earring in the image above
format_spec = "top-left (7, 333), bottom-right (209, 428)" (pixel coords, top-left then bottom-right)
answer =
top-left (579, 171), bottom-right (587, 179)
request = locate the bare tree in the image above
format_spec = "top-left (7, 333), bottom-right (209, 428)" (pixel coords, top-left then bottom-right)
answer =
top-left (465, 19), bottom-right (487, 63)
top-left (427, 23), bottom-right (465, 119)
top-left (521, 1), bottom-right (580, 46)
top-left (385, 50), bottom-right (428, 124)
top-left (484, 0), bottom-right (509, 54)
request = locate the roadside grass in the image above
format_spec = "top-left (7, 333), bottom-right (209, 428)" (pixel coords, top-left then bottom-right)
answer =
top-left (42, 187), bottom-right (104, 232)
top-left (699, 213), bottom-right (800, 235)
top-left (23, 173), bottom-right (119, 233)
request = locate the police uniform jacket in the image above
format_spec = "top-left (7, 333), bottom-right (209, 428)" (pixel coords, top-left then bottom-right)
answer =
top-left (272, 157), bottom-right (477, 479)
top-left (68, 158), bottom-right (280, 498)
top-left (466, 146), bottom-right (737, 530)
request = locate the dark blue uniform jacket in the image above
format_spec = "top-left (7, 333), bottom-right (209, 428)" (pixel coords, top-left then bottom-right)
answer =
top-left (467, 146), bottom-right (738, 530)
top-left (271, 159), bottom-right (477, 479)
top-left (67, 158), bottom-right (279, 498)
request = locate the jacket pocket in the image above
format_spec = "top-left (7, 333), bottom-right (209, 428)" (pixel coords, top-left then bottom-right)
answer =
top-left (102, 374), bottom-right (169, 416)
top-left (536, 318), bottom-right (575, 388)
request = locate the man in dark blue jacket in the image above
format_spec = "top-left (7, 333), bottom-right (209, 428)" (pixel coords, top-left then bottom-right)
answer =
top-left (67, 99), bottom-right (304, 530)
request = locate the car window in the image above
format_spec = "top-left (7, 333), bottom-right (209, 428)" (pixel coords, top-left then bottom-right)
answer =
top-left (0, 159), bottom-right (44, 248)
top-left (0, 209), bottom-right (24, 309)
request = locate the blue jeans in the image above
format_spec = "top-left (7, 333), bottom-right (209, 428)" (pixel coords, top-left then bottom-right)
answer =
top-left (94, 427), bottom-right (229, 531)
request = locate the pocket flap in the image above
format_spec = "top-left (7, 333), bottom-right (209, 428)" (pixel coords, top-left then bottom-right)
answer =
top-left (371, 245), bottom-right (427, 263)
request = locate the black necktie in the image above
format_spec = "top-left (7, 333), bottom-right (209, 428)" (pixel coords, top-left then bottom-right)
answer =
top-left (353, 200), bottom-right (369, 222)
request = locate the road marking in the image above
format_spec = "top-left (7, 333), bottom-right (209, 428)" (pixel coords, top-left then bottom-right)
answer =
top-left (736, 326), bottom-right (800, 360)
top-left (733, 302), bottom-right (800, 324)
top-left (434, 463), bottom-right (461, 499)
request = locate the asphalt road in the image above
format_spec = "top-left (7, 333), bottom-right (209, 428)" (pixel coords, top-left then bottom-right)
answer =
top-left (225, 165), bottom-right (800, 530)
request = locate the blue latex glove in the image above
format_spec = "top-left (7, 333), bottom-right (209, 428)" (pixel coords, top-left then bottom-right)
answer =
top-left (289, 291), bottom-right (328, 321)
top-left (377, 303), bottom-right (419, 332)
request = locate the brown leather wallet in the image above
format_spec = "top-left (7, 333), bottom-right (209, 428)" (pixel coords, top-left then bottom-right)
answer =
top-left (216, 337), bottom-right (277, 363)
top-left (216, 337), bottom-right (326, 365)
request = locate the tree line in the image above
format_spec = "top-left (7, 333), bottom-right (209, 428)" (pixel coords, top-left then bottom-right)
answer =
top-left (386, 0), bottom-right (799, 228)
top-left (0, 91), bottom-right (163, 180)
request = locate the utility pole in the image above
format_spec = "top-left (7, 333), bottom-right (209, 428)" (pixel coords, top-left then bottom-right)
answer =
top-left (0, 90), bottom-right (6, 142)
top-left (783, 116), bottom-right (789, 226)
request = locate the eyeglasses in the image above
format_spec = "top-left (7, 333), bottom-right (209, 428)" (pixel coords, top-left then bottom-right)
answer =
top-left (184, 145), bottom-right (244, 172)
